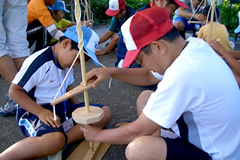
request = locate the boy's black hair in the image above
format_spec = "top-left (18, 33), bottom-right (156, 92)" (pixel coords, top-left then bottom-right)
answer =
top-left (166, 0), bottom-right (178, 6)
top-left (49, 9), bottom-right (59, 16)
top-left (52, 10), bottom-right (59, 14)
top-left (59, 36), bottom-right (90, 61)
top-left (141, 26), bottom-right (180, 54)
top-left (59, 36), bottom-right (79, 50)
top-left (203, 6), bottom-right (220, 22)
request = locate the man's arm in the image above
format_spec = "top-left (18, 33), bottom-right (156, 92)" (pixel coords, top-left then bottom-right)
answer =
top-left (209, 40), bottom-right (240, 76)
top-left (85, 67), bottom-right (160, 88)
top-left (81, 113), bottom-right (161, 144)
top-left (9, 84), bottom-right (61, 127)
top-left (95, 35), bottom-right (119, 56)
top-left (178, 7), bottom-right (204, 21)
top-left (229, 51), bottom-right (240, 60)
top-left (98, 30), bottom-right (115, 44)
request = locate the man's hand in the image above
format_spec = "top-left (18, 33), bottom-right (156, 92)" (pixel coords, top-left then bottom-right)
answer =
top-left (82, 19), bottom-right (94, 27)
top-left (80, 125), bottom-right (102, 142)
top-left (38, 109), bottom-right (61, 128)
top-left (85, 68), bottom-right (112, 88)
top-left (95, 49), bottom-right (106, 56)
top-left (208, 40), bottom-right (224, 56)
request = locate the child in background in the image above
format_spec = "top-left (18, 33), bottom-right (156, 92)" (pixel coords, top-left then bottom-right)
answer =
top-left (198, 6), bottom-right (232, 51)
top-left (49, 0), bottom-right (93, 45)
top-left (173, 0), bottom-right (207, 38)
top-left (27, 0), bottom-right (63, 53)
top-left (0, 25), bottom-right (111, 160)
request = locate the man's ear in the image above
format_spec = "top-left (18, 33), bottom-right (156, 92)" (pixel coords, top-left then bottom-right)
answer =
top-left (61, 39), bottom-right (72, 49)
top-left (158, 0), bottom-right (164, 7)
top-left (151, 40), bottom-right (167, 56)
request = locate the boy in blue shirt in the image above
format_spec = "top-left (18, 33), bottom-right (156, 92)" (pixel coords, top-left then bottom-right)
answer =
top-left (0, 26), bottom-right (111, 159)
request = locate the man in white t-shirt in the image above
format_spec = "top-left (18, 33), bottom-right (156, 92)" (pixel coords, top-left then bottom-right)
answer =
top-left (80, 7), bottom-right (240, 160)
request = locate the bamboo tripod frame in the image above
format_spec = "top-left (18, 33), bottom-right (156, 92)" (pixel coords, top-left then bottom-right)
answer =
top-left (50, 0), bottom-right (107, 158)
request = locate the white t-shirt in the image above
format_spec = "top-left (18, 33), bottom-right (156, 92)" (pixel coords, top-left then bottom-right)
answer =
top-left (151, 71), bottom-right (163, 80)
top-left (143, 37), bottom-right (240, 160)
top-left (13, 47), bottom-right (74, 105)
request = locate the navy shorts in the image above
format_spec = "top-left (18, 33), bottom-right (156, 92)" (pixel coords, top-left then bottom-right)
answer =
top-left (16, 101), bottom-right (104, 138)
top-left (163, 137), bottom-right (211, 160)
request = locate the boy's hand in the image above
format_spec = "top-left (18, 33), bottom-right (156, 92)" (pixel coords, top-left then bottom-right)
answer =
top-left (38, 109), bottom-right (61, 128)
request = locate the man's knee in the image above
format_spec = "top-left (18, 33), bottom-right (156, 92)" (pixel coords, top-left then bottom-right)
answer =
top-left (126, 136), bottom-right (167, 160)
top-left (125, 137), bottom-right (145, 160)
top-left (136, 90), bottom-right (154, 115)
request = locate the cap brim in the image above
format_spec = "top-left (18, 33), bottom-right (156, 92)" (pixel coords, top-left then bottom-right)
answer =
top-left (64, 9), bottom-right (70, 13)
top-left (122, 49), bottom-right (141, 68)
top-left (174, 0), bottom-right (188, 9)
top-left (105, 9), bottom-right (120, 16)
top-left (84, 47), bottom-right (99, 65)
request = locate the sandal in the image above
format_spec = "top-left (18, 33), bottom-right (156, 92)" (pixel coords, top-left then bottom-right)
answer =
top-left (0, 98), bottom-right (18, 116)
top-left (111, 119), bottom-right (132, 128)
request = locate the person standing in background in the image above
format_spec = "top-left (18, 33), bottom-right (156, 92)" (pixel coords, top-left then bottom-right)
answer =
top-left (0, 0), bottom-right (30, 116)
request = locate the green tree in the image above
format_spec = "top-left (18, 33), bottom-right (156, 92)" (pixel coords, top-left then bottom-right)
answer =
top-left (220, 0), bottom-right (239, 32)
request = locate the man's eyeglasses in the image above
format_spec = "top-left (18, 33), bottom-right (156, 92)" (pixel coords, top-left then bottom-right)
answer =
top-left (135, 44), bottom-right (151, 65)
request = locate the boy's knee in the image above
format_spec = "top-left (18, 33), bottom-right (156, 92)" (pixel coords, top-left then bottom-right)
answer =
top-left (48, 132), bottom-right (66, 149)
top-left (102, 106), bottom-right (112, 119)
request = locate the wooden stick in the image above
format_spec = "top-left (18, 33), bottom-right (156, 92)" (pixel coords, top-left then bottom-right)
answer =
top-left (50, 84), bottom-right (91, 106)
top-left (204, 0), bottom-right (207, 8)
top-left (74, 0), bottom-right (98, 151)
top-left (75, 0), bottom-right (90, 113)
top-left (84, 0), bottom-right (90, 21)
top-left (209, 0), bottom-right (215, 41)
top-left (66, 140), bottom-right (111, 160)
top-left (187, 21), bottom-right (204, 24)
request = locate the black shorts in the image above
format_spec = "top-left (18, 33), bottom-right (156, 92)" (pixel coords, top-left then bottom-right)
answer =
top-left (27, 20), bottom-right (51, 52)
top-left (163, 137), bottom-right (212, 160)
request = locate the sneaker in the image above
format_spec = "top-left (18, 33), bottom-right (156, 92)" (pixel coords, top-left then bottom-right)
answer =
top-left (0, 95), bottom-right (18, 116)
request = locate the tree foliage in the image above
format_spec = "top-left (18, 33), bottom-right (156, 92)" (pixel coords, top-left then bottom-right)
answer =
top-left (63, 0), bottom-right (239, 32)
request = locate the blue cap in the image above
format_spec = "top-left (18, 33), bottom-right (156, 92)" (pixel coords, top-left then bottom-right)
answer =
top-left (64, 25), bottom-right (100, 65)
top-left (50, 0), bottom-right (70, 13)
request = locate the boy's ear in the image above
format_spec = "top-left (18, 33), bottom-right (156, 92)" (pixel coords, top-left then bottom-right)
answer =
top-left (61, 39), bottom-right (72, 49)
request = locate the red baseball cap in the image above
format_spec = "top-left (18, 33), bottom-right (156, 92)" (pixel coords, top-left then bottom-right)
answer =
top-left (121, 7), bottom-right (173, 68)
top-left (150, 0), bottom-right (188, 9)
top-left (173, 0), bottom-right (188, 9)
top-left (105, 0), bottom-right (126, 17)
